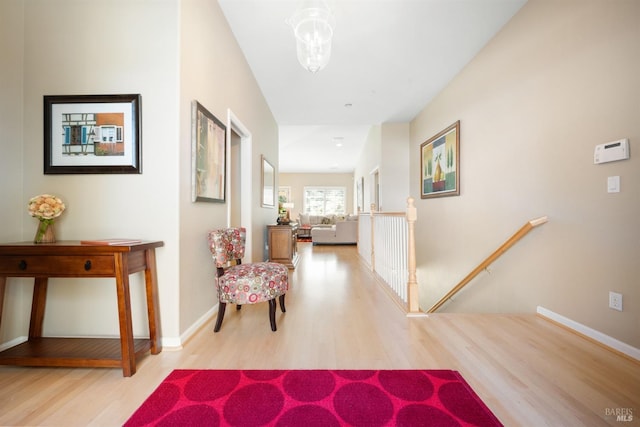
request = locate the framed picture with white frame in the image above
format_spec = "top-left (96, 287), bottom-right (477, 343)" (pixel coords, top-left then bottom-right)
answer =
top-left (261, 155), bottom-right (275, 208)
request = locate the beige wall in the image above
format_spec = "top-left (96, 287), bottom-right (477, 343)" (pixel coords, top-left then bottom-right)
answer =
top-left (279, 173), bottom-right (354, 221)
top-left (410, 0), bottom-right (639, 348)
top-left (178, 0), bottom-right (279, 336)
top-left (0, 0), bottom-right (279, 348)
top-left (354, 126), bottom-right (381, 213)
top-left (380, 123), bottom-right (410, 212)
top-left (354, 123), bottom-right (411, 213)
top-left (14, 0), bottom-right (180, 342)
top-left (0, 0), bottom-right (26, 344)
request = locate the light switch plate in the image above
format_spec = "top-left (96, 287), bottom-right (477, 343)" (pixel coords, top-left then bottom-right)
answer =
top-left (607, 176), bottom-right (620, 193)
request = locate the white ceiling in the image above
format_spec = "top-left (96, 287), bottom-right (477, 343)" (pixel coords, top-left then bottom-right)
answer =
top-left (218, 0), bottom-right (527, 173)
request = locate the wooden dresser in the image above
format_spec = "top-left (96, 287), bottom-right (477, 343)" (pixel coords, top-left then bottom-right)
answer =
top-left (267, 224), bottom-right (299, 269)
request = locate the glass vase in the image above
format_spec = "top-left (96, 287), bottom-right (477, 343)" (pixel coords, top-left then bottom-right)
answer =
top-left (34, 220), bottom-right (56, 244)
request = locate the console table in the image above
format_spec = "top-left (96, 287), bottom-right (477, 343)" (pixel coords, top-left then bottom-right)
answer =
top-left (0, 240), bottom-right (163, 377)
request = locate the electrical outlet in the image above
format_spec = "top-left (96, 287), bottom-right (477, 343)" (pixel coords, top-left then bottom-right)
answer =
top-left (609, 291), bottom-right (623, 311)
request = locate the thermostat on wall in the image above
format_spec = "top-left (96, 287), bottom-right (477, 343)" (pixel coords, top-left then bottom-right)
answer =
top-left (594, 138), bottom-right (630, 164)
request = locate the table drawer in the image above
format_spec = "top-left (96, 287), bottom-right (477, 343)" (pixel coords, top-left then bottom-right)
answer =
top-left (0, 255), bottom-right (115, 276)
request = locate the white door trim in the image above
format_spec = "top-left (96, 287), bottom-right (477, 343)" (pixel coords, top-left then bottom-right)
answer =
top-left (227, 109), bottom-right (253, 261)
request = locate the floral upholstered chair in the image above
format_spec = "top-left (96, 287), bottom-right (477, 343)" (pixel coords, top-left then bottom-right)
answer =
top-left (207, 227), bottom-right (289, 332)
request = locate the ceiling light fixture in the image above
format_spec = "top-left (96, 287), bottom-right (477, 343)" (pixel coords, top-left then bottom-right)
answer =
top-left (287, 0), bottom-right (336, 73)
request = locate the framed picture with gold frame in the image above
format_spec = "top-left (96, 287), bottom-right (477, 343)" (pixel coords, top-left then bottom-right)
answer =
top-left (191, 101), bottom-right (226, 203)
top-left (420, 121), bottom-right (460, 199)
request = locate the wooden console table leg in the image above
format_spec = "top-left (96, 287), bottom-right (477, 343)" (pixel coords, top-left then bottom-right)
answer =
top-left (144, 249), bottom-right (161, 355)
top-left (29, 277), bottom-right (48, 339)
top-left (0, 277), bottom-right (6, 330)
top-left (114, 253), bottom-right (136, 377)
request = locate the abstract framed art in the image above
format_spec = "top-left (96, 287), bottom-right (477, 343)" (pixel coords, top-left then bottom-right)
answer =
top-left (44, 94), bottom-right (142, 174)
top-left (191, 101), bottom-right (226, 203)
top-left (420, 121), bottom-right (460, 199)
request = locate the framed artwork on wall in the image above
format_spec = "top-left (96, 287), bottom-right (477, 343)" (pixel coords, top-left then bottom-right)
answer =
top-left (191, 101), bottom-right (226, 203)
top-left (261, 156), bottom-right (275, 208)
top-left (278, 186), bottom-right (291, 203)
top-left (420, 121), bottom-right (460, 199)
top-left (44, 94), bottom-right (142, 174)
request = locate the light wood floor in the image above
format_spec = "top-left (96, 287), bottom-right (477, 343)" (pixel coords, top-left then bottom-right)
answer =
top-left (0, 243), bottom-right (638, 426)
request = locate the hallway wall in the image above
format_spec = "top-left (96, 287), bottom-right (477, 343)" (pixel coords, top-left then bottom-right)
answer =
top-left (410, 0), bottom-right (639, 348)
top-left (0, 0), bottom-right (279, 349)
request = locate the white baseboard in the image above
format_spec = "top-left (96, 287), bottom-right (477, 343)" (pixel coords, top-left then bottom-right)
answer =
top-left (0, 336), bottom-right (27, 352)
top-left (406, 312), bottom-right (428, 318)
top-left (537, 306), bottom-right (640, 361)
top-left (160, 336), bottom-right (183, 351)
top-left (161, 304), bottom-right (217, 351)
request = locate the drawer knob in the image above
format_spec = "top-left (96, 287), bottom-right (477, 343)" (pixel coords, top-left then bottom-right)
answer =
top-left (19, 260), bottom-right (27, 270)
top-left (84, 260), bottom-right (92, 271)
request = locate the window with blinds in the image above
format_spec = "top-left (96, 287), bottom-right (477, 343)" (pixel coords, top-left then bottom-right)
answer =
top-left (303, 187), bottom-right (346, 215)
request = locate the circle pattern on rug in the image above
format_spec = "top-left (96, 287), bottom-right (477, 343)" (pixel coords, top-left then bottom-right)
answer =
top-left (396, 404), bottom-right (459, 427)
top-left (283, 370), bottom-right (336, 401)
top-left (157, 404), bottom-right (220, 427)
top-left (224, 383), bottom-right (284, 427)
top-left (127, 382), bottom-right (181, 425)
top-left (184, 370), bottom-right (241, 402)
top-left (276, 404), bottom-right (341, 427)
top-left (333, 382), bottom-right (394, 426)
top-left (378, 370), bottom-right (434, 401)
top-left (440, 381), bottom-right (494, 426)
top-left (334, 369), bottom-right (377, 381)
top-left (243, 370), bottom-right (285, 381)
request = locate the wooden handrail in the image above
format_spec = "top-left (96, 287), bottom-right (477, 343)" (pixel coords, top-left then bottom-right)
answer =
top-left (427, 216), bottom-right (548, 313)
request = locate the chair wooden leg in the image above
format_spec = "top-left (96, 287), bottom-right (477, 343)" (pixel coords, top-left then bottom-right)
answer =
top-left (279, 294), bottom-right (286, 313)
top-left (214, 302), bottom-right (226, 332)
top-left (268, 299), bottom-right (277, 331)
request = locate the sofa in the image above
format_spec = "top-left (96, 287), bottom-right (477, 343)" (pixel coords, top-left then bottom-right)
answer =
top-left (298, 213), bottom-right (358, 245)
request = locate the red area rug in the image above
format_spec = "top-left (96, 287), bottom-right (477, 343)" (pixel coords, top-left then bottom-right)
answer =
top-left (125, 370), bottom-right (502, 427)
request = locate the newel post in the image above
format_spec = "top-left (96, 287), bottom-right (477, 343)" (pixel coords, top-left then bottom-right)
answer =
top-left (406, 197), bottom-right (423, 316)
top-left (370, 203), bottom-right (376, 271)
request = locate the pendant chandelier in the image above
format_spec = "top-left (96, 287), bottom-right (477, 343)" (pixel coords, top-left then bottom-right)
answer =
top-left (288, 0), bottom-right (336, 73)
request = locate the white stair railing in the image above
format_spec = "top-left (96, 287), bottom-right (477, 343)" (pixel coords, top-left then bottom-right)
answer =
top-left (373, 212), bottom-right (408, 302)
top-left (358, 198), bottom-right (422, 315)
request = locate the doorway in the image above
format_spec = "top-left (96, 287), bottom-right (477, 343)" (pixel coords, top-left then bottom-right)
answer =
top-left (227, 110), bottom-right (253, 261)
top-left (229, 129), bottom-right (241, 227)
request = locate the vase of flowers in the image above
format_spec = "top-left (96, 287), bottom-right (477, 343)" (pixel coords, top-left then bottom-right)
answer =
top-left (28, 194), bottom-right (65, 243)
